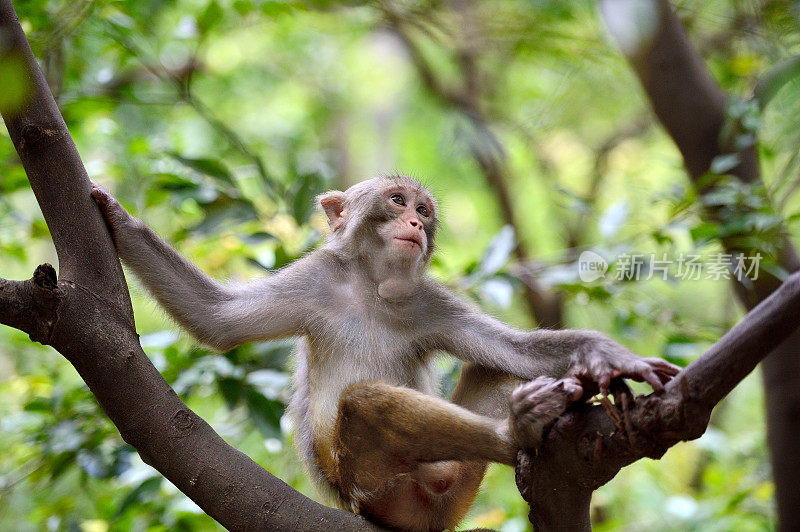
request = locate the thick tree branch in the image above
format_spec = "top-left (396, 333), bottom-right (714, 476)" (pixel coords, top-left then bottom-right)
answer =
top-left (0, 1), bottom-right (381, 530)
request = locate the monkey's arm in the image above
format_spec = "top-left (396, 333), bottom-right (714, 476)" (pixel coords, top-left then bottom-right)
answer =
top-left (425, 282), bottom-right (679, 392)
top-left (91, 183), bottom-right (311, 350)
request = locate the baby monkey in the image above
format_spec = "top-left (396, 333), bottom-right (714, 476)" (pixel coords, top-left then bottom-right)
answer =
top-left (92, 175), bottom-right (678, 532)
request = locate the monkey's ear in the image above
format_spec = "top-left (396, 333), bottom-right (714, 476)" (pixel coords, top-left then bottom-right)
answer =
top-left (317, 190), bottom-right (347, 231)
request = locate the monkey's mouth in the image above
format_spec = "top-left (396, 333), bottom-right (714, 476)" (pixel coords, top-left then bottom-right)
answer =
top-left (393, 236), bottom-right (422, 248)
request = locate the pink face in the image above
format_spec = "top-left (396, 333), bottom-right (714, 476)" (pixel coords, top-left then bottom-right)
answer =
top-left (379, 185), bottom-right (435, 260)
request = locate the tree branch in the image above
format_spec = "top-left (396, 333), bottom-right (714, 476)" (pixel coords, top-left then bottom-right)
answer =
top-left (0, 1), bottom-right (381, 529)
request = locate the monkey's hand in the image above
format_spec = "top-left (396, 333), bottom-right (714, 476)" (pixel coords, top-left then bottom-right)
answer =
top-left (568, 331), bottom-right (680, 395)
top-left (507, 376), bottom-right (583, 449)
top-left (90, 181), bottom-right (139, 246)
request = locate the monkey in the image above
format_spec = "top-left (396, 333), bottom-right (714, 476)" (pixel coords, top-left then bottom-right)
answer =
top-left (91, 175), bottom-right (679, 531)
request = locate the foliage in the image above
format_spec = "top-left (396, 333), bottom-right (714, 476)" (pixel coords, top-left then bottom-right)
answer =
top-left (2, 0), bottom-right (800, 529)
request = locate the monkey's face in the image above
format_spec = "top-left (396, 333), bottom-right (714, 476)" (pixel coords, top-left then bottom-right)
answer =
top-left (374, 184), bottom-right (436, 265)
top-left (318, 175), bottom-right (439, 274)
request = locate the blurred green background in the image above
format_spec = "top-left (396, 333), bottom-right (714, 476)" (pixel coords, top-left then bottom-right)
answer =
top-left (2, 0), bottom-right (799, 530)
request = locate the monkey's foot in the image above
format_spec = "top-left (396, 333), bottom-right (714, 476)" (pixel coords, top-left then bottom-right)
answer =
top-left (509, 376), bottom-right (583, 449)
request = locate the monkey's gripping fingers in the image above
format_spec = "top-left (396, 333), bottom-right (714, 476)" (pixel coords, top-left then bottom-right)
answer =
top-left (569, 334), bottom-right (681, 395)
top-left (508, 376), bottom-right (583, 449)
top-left (90, 180), bottom-right (138, 243)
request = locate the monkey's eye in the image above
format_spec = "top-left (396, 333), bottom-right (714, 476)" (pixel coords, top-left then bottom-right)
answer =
top-left (416, 205), bottom-right (429, 217)
top-left (390, 193), bottom-right (405, 206)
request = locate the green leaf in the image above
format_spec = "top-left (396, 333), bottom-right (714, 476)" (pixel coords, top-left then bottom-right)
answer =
top-left (689, 222), bottom-right (720, 243)
top-left (272, 245), bottom-right (294, 269)
top-left (233, 0), bottom-right (254, 16)
top-left (240, 231), bottom-right (277, 245)
top-left (154, 172), bottom-right (200, 191)
top-left (218, 377), bottom-right (244, 409)
top-left (167, 153), bottom-right (234, 184)
top-left (260, 1), bottom-right (296, 17)
top-left (197, 0), bottom-right (224, 35)
top-left (244, 388), bottom-right (284, 439)
top-left (754, 55), bottom-right (800, 109)
top-left (0, 51), bottom-right (33, 115)
top-left (24, 397), bottom-right (53, 412)
top-left (189, 197), bottom-right (258, 235)
top-left (30, 219), bottom-right (51, 239)
top-left (710, 153), bottom-right (740, 175)
top-left (116, 477), bottom-right (162, 517)
top-left (785, 212), bottom-right (800, 224)
top-left (290, 175), bottom-right (322, 224)
top-left (650, 229), bottom-right (674, 246)
top-left (462, 260), bottom-right (479, 276)
top-left (49, 453), bottom-right (74, 480)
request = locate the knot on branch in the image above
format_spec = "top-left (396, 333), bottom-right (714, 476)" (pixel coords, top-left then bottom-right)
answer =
top-left (626, 380), bottom-right (712, 459)
top-left (26, 264), bottom-right (62, 344)
top-left (33, 263), bottom-right (57, 291)
top-left (169, 409), bottom-right (199, 438)
top-left (17, 121), bottom-right (62, 152)
top-left (0, 263), bottom-right (63, 345)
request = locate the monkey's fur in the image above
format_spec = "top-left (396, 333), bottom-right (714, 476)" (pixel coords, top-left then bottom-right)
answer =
top-left (92, 175), bottom-right (678, 531)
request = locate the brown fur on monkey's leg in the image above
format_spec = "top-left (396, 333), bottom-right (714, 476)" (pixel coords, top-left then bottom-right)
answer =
top-left (331, 381), bottom-right (508, 531)
top-left (328, 370), bottom-right (582, 532)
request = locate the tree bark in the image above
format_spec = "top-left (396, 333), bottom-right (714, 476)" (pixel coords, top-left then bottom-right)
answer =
top-left (0, 1), bottom-right (380, 530)
top-left (599, 1), bottom-right (800, 528)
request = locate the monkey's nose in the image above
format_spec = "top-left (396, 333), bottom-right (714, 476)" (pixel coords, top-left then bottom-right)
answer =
top-left (409, 219), bottom-right (420, 229)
